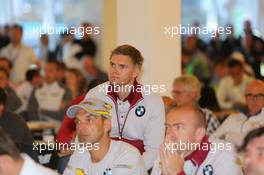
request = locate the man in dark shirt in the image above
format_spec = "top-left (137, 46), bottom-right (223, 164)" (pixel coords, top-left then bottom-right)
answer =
top-left (0, 87), bottom-right (38, 162)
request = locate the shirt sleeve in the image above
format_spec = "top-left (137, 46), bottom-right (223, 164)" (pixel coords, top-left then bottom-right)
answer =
top-left (212, 146), bottom-right (243, 175)
top-left (142, 96), bottom-right (165, 170)
top-left (210, 116), bottom-right (236, 139)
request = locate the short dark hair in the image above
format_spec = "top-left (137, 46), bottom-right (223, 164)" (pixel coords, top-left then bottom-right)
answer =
top-left (0, 88), bottom-right (7, 105)
top-left (12, 24), bottom-right (23, 34)
top-left (228, 59), bottom-right (242, 69)
top-left (110, 45), bottom-right (144, 68)
top-left (0, 57), bottom-right (13, 69)
top-left (0, 128), bottom-right (22, 160)
top-left (26, 69), bottom-right (40, 82)
top-left (239, 126), bottom-right (264, 152)
top-left (0, 67), bottom-right (9, 78)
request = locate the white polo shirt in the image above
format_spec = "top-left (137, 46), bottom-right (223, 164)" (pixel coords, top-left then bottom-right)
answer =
top-left (85, 81), bottom-right (165, 170)
top-left (35, 82), bottom-right (65, 111)
top-left (151, 137), bottom-right (243, 175)
top-left (211, 108), bottom-right (264, 146)
top-left (0, 44), bottom-right (38, 83)
top-left (19, 153), bottom-right (58, 175)
top-left (63, 140), bottom-right (147, 175)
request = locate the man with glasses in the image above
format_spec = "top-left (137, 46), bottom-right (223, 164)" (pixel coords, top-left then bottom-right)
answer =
top-left (211, 80), bottom-right (264, 146)
top-left (171, 75), bottom-right (220, 136)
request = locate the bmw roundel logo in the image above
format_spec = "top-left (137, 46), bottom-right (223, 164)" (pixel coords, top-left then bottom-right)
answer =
top-left (203, 164), bottom-right (213, 175)
top-left (135, 106), bottom-right (145, 117)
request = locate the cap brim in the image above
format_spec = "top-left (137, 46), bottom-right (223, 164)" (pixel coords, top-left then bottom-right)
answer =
top-left (66, 105), bottom-right (111, 119)
top-left (66, 105), bottom-right (86, 118)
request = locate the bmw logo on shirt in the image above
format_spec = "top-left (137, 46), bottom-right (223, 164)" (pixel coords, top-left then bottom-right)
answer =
top-left (135, 106), bottom-right (146, 117)
top-left (203, 164), bottom-right (213, 175)
top-left (104, 168), bottom-right (112, 175)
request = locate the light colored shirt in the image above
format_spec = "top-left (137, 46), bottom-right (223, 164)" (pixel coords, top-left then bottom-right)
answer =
top-left (216, 74), bottom-right (254, 109)
top-left (1, 44), bottom-right (38, 83)
top-left (211, 108), bottom-right (264, 146)
top-left (63, 140), bottom-right (147, 175)
top-left (151, 139), bottom-right (242, 175)
top-left (19, 153), bottom-right (58, 175)
top-left (35, 82), bottom-right (65, 111)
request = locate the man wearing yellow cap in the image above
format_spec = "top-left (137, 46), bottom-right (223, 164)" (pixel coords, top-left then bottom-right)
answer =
top-left (63, 98), bottom-right (147, 175)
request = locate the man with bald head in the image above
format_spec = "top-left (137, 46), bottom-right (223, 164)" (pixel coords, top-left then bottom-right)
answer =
top-left (151, 105), bottom-right (242, 175)
top-left (211, 80), bottom-right (264, 146)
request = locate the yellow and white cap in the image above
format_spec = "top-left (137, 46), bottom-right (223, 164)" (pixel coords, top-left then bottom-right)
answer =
top-left (67, 98), bottom-right (112, 119)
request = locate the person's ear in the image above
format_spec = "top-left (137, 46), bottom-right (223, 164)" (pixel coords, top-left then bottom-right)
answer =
top-left (103, 119), bottom-right (112, 133)
top-left (195, 127), bottom-right (206, 142)
top-left (188, 91), bottom-right (197, 101)
top-left (132, 65), bottom-right (140, 78)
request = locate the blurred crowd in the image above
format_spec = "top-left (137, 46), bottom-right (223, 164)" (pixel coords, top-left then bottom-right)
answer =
top-left (0, 22), bottom-right (107, 123)
top-left (182, 20), bottom-right (264, 112)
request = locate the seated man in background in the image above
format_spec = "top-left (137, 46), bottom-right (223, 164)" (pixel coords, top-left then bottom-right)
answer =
top-left (217, 59), bottom-right (254, 110)
top-left (211, 80), bottom-right (264, 146)
top-left (239, 126), bottom-right (264, 175)
top-left (151, 105), bottom-right (242, 175)
top-left (63, 98), bottom-right (147, 175)
top-left (0, 128), bottom-right (58, 175)
top-left (16, 68), bottom-right (43, 119)
top-left (0, 67), bottom-right (22, 112)
top-left (0, 88), bottom-right (38, 162)
top-left (27, 60), bottom-right (72, 127)
top-left (172, 75), bottom-right (220, 135)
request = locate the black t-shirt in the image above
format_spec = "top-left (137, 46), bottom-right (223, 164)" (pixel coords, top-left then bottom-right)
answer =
top-left (0, 110), bottom-right (38, 162)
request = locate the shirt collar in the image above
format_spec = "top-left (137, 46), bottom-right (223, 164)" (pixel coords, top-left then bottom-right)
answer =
top-left (243, 107), bottom-right (264, 118)
top-left (107, 80), bottom-right (143, 106)
top-left (184, 136), bottom-right (211, 167)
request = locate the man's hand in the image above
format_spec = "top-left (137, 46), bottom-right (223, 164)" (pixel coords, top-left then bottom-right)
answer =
top-left (160, 142), bottom-right (184, 175)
